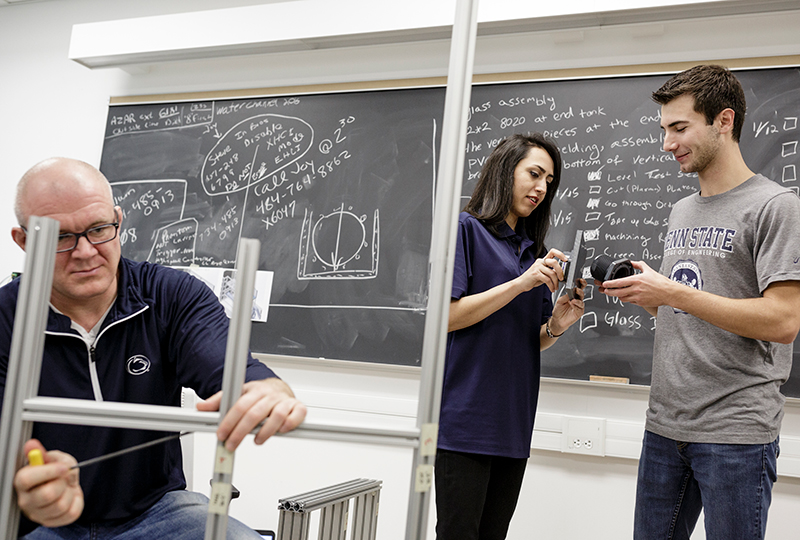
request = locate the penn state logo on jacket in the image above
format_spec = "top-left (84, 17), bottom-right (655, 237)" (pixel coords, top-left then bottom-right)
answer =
top-left (126, 355), bottom-right (151, 375)
top-left (669, 259), bottom-right (702, 314)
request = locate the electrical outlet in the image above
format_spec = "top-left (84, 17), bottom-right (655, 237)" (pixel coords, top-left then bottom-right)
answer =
top-left (560, 416), bottom-right (606, 456)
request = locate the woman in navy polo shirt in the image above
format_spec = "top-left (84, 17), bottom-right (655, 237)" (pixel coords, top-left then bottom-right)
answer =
top-left (435, 133), bottom-right (585, 540)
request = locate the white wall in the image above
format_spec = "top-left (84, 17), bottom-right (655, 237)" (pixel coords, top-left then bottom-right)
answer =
top-left (3, 1), bottom-right (800, 539)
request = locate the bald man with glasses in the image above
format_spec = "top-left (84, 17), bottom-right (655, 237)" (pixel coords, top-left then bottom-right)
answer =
top-left (2, 157), bottom-right (306, 539)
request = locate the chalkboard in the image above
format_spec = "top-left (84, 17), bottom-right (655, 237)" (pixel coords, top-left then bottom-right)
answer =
top-left (101, 88), bottom-right (443, 366)
top-left (99, 66), bottom-right (800, 397)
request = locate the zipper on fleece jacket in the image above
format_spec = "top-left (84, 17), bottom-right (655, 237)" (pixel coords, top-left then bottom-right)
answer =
top-left (88, 344), bottom-right (103, 402)
top-left (87, 304), bottom-right (149, 402)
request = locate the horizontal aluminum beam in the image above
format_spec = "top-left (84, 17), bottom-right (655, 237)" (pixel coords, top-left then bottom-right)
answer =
top-left (279, 479), bottom-right (382, 513)
top-left (21, 397), bottom-right (420, 447)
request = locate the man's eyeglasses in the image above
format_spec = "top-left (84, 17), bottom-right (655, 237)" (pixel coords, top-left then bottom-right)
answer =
top-left (21, 221), bottom-right (120, 253)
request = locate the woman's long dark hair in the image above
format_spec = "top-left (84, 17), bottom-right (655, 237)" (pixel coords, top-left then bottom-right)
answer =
top-left (464, 133), bottom-right (562, 256)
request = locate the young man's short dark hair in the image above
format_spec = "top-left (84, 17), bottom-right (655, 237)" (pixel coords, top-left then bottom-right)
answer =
top-left (652, 64), bottom-right (746, 142)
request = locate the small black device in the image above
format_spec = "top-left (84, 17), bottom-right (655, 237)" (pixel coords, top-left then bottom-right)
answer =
top-left (590, 255), bottom-right (634, 282)
top-left (561, 229), bottom-right (587, 300)
top-left (255, 531), bottom-right (275, 540)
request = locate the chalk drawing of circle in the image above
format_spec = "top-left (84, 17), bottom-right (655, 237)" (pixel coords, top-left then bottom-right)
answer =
top-left (311, 209), bottom-right (366, 269)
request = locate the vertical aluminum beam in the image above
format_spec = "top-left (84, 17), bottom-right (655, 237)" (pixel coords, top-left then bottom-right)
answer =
top-left (0, 216), bottom-right (59, 539)
top-left (351, 494), bottom-right (367, 540)
top-left (367, 490), bottom-right (380, 540)
top-left (277, 509), bottom-right (311, 540)
top-left (405, 1), bottom-right (479, 539)
top-left (205, 238), bottom-right (261, 540)
top-left (317, 500), bottom-right (348, 540)
top-left (351, 490), bottom-right (380, 540)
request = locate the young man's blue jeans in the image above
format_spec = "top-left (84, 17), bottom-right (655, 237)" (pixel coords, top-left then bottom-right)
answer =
top-left (634, 430), bottom-right (779, 540)
top-left (22, 490), bottom-right (263, 540)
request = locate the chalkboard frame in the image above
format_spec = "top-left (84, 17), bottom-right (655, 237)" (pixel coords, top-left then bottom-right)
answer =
top-left (105, 55), bottom-right (800, 399)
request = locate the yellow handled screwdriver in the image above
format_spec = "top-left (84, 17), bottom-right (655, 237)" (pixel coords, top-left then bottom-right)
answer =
top-left (27, 448), bottom-right (44, 466)
top-left (25, 432), bottom-right (188, 469)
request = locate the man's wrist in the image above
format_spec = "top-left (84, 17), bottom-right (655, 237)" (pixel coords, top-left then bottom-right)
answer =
top-left (545, 318), bottom-right (565, 338)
